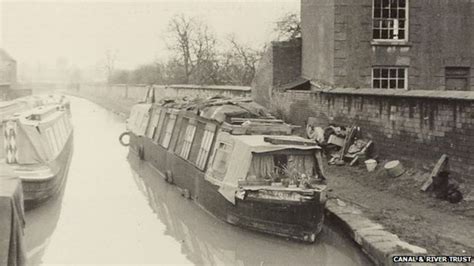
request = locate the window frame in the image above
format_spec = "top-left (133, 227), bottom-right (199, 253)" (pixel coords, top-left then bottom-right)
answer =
top-left (178, 121), bottom-right (197, 160)
top-left (445, 67), bottom-right (471, 91)
top-left (372, 66), bottom-right (408, 90)
top-left (372, 0), bottom-right (409, 43)
top-left (159, 112), bottom-right (177, 149)
top-left (153, 109), bottom-right (166, 143)
top-left (195, 123), bottom-right (216, 170)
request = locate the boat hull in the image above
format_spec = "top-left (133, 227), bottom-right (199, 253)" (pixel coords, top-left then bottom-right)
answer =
top-left (130, 133), bottom-right (325, 242)
top-left (18, 133), bottom-right (73, 209)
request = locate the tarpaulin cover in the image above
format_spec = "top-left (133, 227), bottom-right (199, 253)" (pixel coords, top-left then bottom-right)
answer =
top-left (206, 133), bottom-right (321, 204)
top-left (0, 166), bottom-right (26, 266)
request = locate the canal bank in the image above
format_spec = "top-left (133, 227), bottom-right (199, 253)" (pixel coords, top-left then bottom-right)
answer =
top-left (64, 89), bottom-right (434, 265)
top-left (24, 95), bottom-right (372, 265)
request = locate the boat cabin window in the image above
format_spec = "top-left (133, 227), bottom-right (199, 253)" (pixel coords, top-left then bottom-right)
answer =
top-left (188, 121), bottom-right (205, 163)
top-left (153, 110), bottom-right (166, 143)
top-left (247, 152), bottom-right (316, 181)
top-left (174, 117), bottom-right (189, 155)
top-left (146, 108), bottom-right (161, 139)
top-left (210, 141), bottom-right (233, 181)
top-left (195, 123), bottom-right (216, 170)
top-left (179, 120), bottom-right (196, 160)
top-left (174, 118), bottom-right (216, 170)
top-left (159, 113), bottom-right (177, 149)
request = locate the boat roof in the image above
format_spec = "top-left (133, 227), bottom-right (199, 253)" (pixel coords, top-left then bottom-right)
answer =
top-left (157, 96), bottom-right (274, 123)
top-left (232, 135), bottom-right (321, 153)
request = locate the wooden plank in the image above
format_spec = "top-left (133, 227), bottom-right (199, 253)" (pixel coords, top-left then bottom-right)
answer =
top-left (421, 154), bottom-right (448, 191)
top-left (349, 156), bottom-right (359, 166)
top-left (340, 126), bottom-right (357, 160)
top-left (231, 117), bottom-right (284, 124)
top-left (263, 137), bottom-right (317, 146)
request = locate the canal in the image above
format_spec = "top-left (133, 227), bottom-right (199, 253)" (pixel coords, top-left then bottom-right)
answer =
top-left (24, 96), bottom-right (372, 265)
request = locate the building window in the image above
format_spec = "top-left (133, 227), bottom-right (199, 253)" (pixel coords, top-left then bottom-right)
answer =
top-left (373, 0), bottom-right (408, 41)
top-left (445, 67), bottom-right (470, 91)
top-left (372, 67), bottom-right (407, 89)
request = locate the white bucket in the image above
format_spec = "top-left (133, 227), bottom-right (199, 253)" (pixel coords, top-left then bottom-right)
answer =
top-left (365, 159), bottom-right (377, 172)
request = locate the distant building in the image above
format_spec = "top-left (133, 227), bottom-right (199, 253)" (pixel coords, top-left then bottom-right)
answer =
top-left (0, 49), bottom-right (31, 100)
top-left (0, 49), bottom-right (17, 86)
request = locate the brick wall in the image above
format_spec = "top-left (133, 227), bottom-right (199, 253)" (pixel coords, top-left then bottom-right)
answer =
top-left (273, 89), bottom-right (474, 181)
top-left (252, 39), bottom-right (302, 106)
top-left (272, 39), bottom-right (302, 87)
top-left (76, 83), bottom-right (251, 102)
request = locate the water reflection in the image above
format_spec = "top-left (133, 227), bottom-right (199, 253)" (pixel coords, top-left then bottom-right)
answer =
top-left (24, 178), bottom-right (66, 263)
top-left (128, 153), bottom-right (372, 266)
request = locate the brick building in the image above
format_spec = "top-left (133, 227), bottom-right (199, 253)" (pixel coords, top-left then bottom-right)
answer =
top-left (0, 49), bottom-right (18, 100)
top-left (252, 0), bottom-right (474, 180)
top-left (302, 0), bottom-right (474, 91)
top-left (0, 49), bottom-right (17, 85)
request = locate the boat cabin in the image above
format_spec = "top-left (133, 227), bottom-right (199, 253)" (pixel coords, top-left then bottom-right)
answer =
top-left (127, 96), bottom-right (326, 204)
top-left (125, 95), bottom-right (327, 242)
top-left (2, 96), bottom-right (72, 165)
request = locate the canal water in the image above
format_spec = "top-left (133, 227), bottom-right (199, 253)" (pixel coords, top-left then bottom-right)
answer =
top-left (24, 96), bottom-right (372, 265)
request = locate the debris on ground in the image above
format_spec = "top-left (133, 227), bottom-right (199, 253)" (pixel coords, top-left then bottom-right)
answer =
top-left (432, 171), bottom-right (463, 204)
top-left (421, 154), bottom-right (448, 191)
top-left (384, 160), bottom-right (406, 178)
top-left (306, 119), bottom-right (374, 168)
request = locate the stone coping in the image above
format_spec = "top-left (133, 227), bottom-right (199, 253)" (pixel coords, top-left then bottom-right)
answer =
top-left (110, 84), bottom-right (251, 92)
top-left (326, 198), bottom-right (427, 266)
top-left (285, 83), bottom-right (474, 101)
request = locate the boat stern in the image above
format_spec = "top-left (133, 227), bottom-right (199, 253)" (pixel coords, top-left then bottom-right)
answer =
top-left (230, 185), bottom-right (327, 243)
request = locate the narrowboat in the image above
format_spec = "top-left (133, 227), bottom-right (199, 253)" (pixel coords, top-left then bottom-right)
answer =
top-left (1, 95), bottom-right (73, 209)
top-left (122, 92), bottom-right (327, 242)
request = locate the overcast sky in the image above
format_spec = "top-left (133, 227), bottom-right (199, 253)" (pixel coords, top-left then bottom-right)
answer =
top-left (0, 0), bottom-right (299, 70)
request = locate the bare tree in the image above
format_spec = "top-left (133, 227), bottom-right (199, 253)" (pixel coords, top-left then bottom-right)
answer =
top-left (274, 12), bottom-right (301, 41)
top-left (104, 49), bottom-right (117, 84)
top-left (167, 14), bottom-right (218, 84)
top-left (218, 36), bottom-right (262, 86)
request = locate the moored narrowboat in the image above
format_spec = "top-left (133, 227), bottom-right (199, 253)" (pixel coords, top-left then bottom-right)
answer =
top-left (1, 95), bottom-right (73, 208)
top-left (122, 92), bottom-right (327, 242)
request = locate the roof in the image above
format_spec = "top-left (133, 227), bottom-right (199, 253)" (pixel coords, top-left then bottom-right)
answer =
top-left (167, 84), bottom-right (251, 92)
top-left (232, 135), bottom-right (321, 153)
top-left (279, 77), bottom-right (310, 91)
